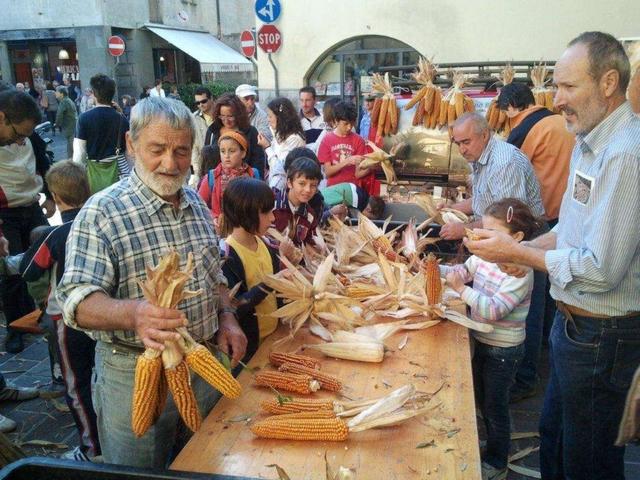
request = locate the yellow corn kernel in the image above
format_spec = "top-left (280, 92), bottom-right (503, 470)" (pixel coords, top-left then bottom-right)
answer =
top-left (184, 344), bottom-right (241, 399)
top-left (278, 363), bottom-right (342, 392)
top-left (254, 371), bottom-right (321, 394)
top-left (131, 349), bottom-right (162, 438)
top-left (269, 352), bottom-right (320, 370)
top-left (261, 397), bottom-right (335, 415)
top-left (165, 361), bottom-right (202, 433)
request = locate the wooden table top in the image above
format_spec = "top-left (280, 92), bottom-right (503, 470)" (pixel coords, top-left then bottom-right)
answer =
top-left (171, 317), bottom-right (481, 479)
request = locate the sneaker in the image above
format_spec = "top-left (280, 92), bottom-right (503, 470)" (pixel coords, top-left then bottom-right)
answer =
top-left (0, 385), bottom-right (39, 401)
top-left (60, 446), bottom-right (92, 462)
top-left (481, 461), bottom-right (508, 480)
top-left (0, 414), bottom-right (17, 433)
top-left (4, 330), bottom-right (24, 354)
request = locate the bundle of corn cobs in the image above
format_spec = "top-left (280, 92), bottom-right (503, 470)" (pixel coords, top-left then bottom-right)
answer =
top-left (531, 62), bottom-right (556, 111)
top-left (261, 214), bottom-right (493, 359)
top-left (404, 56), bottom-right (443, 130)
top-left (485, 64), bottom-right (515, 135)
top-left (439, 70), bottom-right (475, 128)
top-left (370, 72), bottom-right (399, 138)
top-left (131, 251), bottom-right (242, 437)
top-left (250, 384), bottom-right (440, 441)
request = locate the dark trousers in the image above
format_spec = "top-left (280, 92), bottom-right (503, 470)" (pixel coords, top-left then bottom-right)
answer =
top-left (513, 269), bottom-right (547, 391)
top-left (540, 310), bottom-right (640, 479)
top-left (55, 316), bottom-right (100, 456)
top-left (0, 203), bottom-right (48, 327)
top-left (473, 340), bottom-right (524, 469)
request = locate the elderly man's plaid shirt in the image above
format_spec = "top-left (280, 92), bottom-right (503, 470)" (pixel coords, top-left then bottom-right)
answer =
top-left (57, 170), bottom-right (226, 346)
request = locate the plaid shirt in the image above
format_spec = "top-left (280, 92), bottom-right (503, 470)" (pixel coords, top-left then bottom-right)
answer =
top-left (57, 170), bottom-right (226, 346)
top-left (471, 137), bottom-right (545, 219)
top-left (546, 102), bottom-right (640, 316)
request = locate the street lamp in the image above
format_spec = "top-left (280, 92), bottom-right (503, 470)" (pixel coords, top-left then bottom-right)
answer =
top-left (58, 48), bottom-right (70, 60)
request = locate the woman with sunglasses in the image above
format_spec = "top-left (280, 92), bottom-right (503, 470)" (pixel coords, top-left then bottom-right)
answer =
top-left (204, 93), bottom-right (265, 178)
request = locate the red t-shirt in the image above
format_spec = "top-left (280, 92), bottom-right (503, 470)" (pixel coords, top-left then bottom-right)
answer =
top-left (318, 131), bottom-right (367, 186)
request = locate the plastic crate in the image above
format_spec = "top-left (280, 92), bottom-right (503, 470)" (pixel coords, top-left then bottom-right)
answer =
top-left (0, 457), bottom-right (260, 480)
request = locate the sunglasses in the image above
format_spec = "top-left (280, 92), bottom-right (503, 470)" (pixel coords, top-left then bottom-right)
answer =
top-left (195, 98), bottom-right (209, 105)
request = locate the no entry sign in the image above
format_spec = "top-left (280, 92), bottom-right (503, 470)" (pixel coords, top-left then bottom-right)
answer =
top-left (240, 30), bottom-right (255, 57)
top-left (257, 24), bottom-right (281, 54)
top-left (108, 35), bottom-right (125, 57)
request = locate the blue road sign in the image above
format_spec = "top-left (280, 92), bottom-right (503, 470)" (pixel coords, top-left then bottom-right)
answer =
top-left (255, 0), bottom-right (281, 23)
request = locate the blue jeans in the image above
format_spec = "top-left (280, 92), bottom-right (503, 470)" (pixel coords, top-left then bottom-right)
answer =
top-left (93, 342), bottom-right (221, 469)
top-left (540, 310), bottom-right (640, 479)
top-left (473, 340), bottom-right (524, 469)
top-left (513, 269), bottom-right (547, 391)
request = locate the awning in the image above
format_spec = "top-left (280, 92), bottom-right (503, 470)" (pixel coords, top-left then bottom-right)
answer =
top-left (146, 25), bottom-right (253, 73)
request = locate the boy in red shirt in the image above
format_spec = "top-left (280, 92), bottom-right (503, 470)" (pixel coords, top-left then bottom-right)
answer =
top-left (318, 101), bottom-right (374, 188)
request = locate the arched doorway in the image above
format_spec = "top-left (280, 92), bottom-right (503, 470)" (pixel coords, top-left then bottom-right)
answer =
top-left (306, 35), bottom-right (419, 104)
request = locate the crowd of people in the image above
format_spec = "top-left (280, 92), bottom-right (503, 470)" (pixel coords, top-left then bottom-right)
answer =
top-left (0, 30), bottom-right (639, 480)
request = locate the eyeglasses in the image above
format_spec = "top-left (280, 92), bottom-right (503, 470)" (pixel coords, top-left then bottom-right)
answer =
top-left (195, 98), bottom-right (209, 105)
top-left (218, 115), bottom-right (235, 120)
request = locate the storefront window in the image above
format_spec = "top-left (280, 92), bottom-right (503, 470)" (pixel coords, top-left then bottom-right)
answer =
top-left (307, 35), bottom-right (417, 106)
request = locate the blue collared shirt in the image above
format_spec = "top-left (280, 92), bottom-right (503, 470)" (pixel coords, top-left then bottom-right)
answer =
top-left (57, 170), bottom-right (226, 345)
top-left (546, 102), bottom-right (640, 316)
top-left (471, 136), bottom-right (545, 218)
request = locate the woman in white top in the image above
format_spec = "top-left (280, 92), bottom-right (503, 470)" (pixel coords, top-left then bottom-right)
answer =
top-left (257, 97), bottom-right (306, 191)
top-left (149, 79), bottom-right (165, 98)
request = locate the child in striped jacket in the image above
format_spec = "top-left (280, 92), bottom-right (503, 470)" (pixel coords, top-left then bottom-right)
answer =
top-left (440, 198), bottom-right (542, 480)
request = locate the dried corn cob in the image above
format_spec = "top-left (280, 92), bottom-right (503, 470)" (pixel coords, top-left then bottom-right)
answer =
top-left (464, 227), bottom-right (482, 241)
top-left (251, 415), bottom-right (349, 441)
top-left (255, 371), bottom-right (321, 394)
top-left (370, 98), bottom-right (382, 128)
top-left (156, 368), bottom-right (168, 420)
top-left (423, 253), bottom-right (442, 306)
top-left (178, 329), bottom-right (241, 399)
top-left (278, 363), bottom-right (342, 392)
top-left (261, 397), bottom-right (335, 415)
top-left (265, 409), bottom-right (338, 421)
top-left (305, 342), bottom-right (385, 363)
top-left (163, 340), bottom-right (202, 433)
top-left (345, 283), bottom-right (387, 299)
top-left (269, 351), bottom-right (320, 370)
top-left (131, 348), bottom-right (162, 438)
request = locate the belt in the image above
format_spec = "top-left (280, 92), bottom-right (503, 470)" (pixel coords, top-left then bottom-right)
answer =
top-left (556, 301), bottom-right (639, 320)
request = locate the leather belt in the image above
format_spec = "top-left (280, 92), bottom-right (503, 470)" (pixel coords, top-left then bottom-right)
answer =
top-left (556, 301), bottom-right (639, 320)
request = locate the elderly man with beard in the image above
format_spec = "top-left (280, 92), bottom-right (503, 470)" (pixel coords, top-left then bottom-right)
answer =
top-left (466, 32), bottom-right (640, 480)
top-left (57, 97), bottom-right (247, 469)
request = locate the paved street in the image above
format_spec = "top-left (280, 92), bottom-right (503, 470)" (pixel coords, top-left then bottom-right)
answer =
top-left (0, 134), bottom-right (638, 477)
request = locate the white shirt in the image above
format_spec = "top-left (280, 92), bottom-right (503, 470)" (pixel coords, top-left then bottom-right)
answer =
top-left (149, 87), bottom-right (165, 98)
top-left (0, 139), bottom-right (42, 207)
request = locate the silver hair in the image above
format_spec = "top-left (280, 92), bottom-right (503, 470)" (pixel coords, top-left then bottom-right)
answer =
top-left (55, 86), bottom-right (68, 96)
top-left (453, 112), bottom-right (489, 134)
top-left (129, 97), bottom-right (195, 145)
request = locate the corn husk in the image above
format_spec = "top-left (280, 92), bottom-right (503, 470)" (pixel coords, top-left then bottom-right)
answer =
top-left (347, 384), bottom-right (415, 429)
top-left (531, 61), bottom-right (556, 112)
top-left (304, 341), bottom-right (385, 363)
top-left (360, 141), bottom-right (397, 185)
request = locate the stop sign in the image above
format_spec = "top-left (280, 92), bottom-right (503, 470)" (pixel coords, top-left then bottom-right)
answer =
top-left (108, 35), bottom-right (125, 57)
top-left (240, 30), bottom-right (255, 57)
top-left (257, 25), bottom-right (282, 54)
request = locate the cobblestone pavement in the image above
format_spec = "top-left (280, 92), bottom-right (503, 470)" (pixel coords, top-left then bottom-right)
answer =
top-left (0, 134), bottom-right (638, 477)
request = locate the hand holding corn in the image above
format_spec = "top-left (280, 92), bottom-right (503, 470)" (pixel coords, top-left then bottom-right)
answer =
top-left (215, 311), bottom-right (247, 367)
top-left (132, 301), bottom-right (187, 351)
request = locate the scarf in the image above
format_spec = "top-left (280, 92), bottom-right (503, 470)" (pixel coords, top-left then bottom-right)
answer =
top-left (211, 162), bottom-right (255, 218)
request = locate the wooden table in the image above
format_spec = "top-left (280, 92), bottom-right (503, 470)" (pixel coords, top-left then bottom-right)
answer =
top-left (171, 318), bottom-right (481, 479)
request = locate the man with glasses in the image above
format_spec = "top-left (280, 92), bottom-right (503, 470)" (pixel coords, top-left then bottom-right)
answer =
top-left (191, 86), bottom-right (215, 184)
top-left (0, 86), bottom-right (55, 355)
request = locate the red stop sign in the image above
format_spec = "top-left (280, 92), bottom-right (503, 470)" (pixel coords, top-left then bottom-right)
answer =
top-left (257, 25), bottom-right (281, 54)
top-left (107, 35), bottom-right (125, 57)
top-left (240, 30), bottom-right (255, 57)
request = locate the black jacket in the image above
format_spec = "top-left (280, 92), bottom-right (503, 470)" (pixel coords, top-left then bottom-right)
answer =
top-left (222, 238), bottom-right (281, 362)
top-left (204, 124), bottom-right (266, 178)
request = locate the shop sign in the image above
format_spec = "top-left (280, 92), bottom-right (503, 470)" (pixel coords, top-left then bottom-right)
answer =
top-left (255, 0), bottom-right (281, 23)
top-left (59, 64), bottom-right (80, 81)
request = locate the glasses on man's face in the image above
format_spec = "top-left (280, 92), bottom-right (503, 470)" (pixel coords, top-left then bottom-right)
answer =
top-left (195, 98), bottom-right (209, 106)
top-left (219, 115), bottom-right (235, 120)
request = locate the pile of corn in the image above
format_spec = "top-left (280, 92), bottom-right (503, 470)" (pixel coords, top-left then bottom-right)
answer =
top-left (131, 251), bottom-right (241, 437)
top-left (253, 352), bottom-right (343, 394)
top-left (405, 56), bottom-right (443, 130)
top-left (531, 62), bottom-right (556, 112)
top-left (370, 72), bottom-right (399, 138)
top-left (438, 70), bottom-right (475, 129)
top-left (485, 64), bottom-right (515, 135)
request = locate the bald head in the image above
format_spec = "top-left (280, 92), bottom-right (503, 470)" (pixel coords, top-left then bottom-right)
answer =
top-left (452, 113), bottom-right (491, 163)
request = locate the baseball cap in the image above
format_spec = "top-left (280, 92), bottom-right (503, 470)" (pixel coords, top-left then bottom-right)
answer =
top-left (235, 84), bottom-right (257, 98)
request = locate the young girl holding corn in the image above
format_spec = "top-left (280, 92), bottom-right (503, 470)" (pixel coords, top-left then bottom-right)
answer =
top-left (440, 198), bottom-right (541, 480)
top-left (221, 177), bottom-right (296, 362)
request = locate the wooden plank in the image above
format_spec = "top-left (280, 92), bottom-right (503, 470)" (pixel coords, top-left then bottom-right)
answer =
top-left (171, 317), bottom-right (480, 479)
